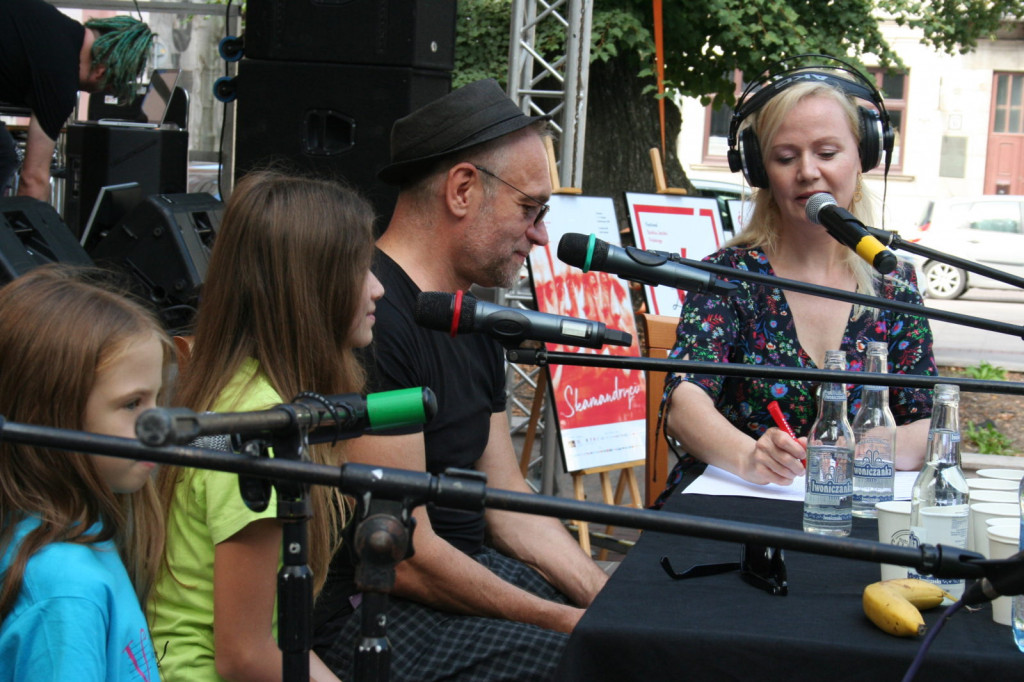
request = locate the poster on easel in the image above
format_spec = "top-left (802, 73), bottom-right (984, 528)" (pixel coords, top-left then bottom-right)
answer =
top-left (727, 198), bottom-right (754, 235)
top-left (528, 194), bottom-right (646, 473)
top-left (625, 192), bottom-right (727, 317)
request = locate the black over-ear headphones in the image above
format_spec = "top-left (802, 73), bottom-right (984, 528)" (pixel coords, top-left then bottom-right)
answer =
top-left (726, 55), bottom-right (894, 189)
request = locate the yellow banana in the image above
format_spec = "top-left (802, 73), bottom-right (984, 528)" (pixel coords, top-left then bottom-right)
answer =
top-left (863, 582), bottom-right (926, 637)
top-left (879, 578), bottom-right (956, 609)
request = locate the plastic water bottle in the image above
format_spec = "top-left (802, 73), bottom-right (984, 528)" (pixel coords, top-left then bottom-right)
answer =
top-left (852, 342), bottom-right (896, 518)
top-left (1014, 473), bottom-right (1024, 651)
top-left (908, 384), bottom-right (970, 599)
top-left (803, 350), bottom-right (854, 536)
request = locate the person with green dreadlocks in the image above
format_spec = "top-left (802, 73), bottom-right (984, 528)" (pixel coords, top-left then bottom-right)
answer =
top-left (0, 0), bottom-right (154, 202)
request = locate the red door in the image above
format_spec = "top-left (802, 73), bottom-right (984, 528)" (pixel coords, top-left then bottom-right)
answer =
top-left (985, 72), bottom-right (1024, 195)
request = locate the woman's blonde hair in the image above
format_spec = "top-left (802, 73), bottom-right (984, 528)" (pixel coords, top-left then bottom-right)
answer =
top-left (729, 79), bottom-right (880, 312)
top-left (0, 265), bottom-right (171, 621)
top-left (164, 169), bottom-right (376, 594)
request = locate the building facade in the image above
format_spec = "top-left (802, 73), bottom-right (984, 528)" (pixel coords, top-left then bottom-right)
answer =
top-left (677, 20), bottom-right (1024, 233)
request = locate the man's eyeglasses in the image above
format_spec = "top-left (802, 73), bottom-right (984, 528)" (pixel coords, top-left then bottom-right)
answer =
top-left (473, 164), bottom-right (550, 227)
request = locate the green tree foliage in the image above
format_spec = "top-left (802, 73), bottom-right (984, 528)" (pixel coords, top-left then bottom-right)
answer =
top-left (882, 0), bottom-right (1024, 56)
top-left (457, 0), bottom-right (1023, 106)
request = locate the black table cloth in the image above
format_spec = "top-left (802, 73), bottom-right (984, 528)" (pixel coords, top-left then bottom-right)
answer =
top-left (557, 488), bottom-right (1022, 681)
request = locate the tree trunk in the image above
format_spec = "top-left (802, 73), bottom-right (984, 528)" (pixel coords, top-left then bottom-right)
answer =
top-left (581, 55), bottom-right (689, 246)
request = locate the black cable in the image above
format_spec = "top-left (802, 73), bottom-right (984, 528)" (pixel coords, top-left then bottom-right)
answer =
top-left (216, 0), bottom-right (233, 201)
top-left (292, 391), bottom-right (344, 446)
top-left (901, 599), bottom-right (965, 682)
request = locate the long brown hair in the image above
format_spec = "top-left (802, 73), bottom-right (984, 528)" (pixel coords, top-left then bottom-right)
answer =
top-left (165, 169), bottom-right (375, 593)
top-left (0, 265), bottom-right (171, 621)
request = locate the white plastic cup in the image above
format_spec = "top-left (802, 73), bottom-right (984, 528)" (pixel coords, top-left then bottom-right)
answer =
top-left (969, 490), bottom-right (1018, 505)
top-left (987, 525), bottom-right (1021, 626)
top-left (876, 500), bottom-right (912, 581)
top-left (970, 502), bottom-right (1020, 556)
top-left (977, 468), bottom-right (1024, 482)
top-left (987, 516), bottom-right (1020, 531)
top-left (966, 478), bottom-right (1020, 492)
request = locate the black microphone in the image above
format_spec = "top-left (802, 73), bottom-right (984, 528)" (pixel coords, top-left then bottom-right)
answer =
top-left (135, 387), bottom-right (438, 447)
top-left (414, 291), bottom-right (632, 349)
top-left (961, 551), bottom-right (1024, 606)
top-left (556, 233), bottom-right (739, 296)
top-left (804, 193), bottom-right (898, 275)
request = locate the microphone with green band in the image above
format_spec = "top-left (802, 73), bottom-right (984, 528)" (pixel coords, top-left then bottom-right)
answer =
top-left (135, 387), bottom-right (438, 447)
top-left (557, 233), bottom-right (739, 296)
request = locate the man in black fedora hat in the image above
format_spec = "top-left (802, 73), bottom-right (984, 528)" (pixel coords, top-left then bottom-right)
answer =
top-left (313, 79), bottom-right (608, 681)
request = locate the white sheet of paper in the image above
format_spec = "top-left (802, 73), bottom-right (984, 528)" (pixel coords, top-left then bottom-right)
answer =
top-left (681, 465), bottom-right (918, 502)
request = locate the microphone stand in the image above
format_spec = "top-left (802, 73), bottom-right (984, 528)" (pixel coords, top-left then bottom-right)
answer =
top-left (673, 256), bottom-right (1024, 340)
top-left (137, 393), bottom-right (434, 682)
top-left (265, 405), bottom-right (313, 682)
top-left (504, 348), bottom-right (1024, 396)
top-left (864, 225), bottom-right (1024, 292)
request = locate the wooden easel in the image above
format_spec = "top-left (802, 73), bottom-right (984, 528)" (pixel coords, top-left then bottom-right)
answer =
top-left (571, 460), bottom-right (643, 558)
top-left (630, 148), bottom-right (690, 317)
top-left (517, 373), bottom-right (644, 558)
top-left (516, 140), bottom-right (645, 559)
top-left (543, 137), bottom-right (582, 195)
top-left (649, 147), bottom-right (688, 195)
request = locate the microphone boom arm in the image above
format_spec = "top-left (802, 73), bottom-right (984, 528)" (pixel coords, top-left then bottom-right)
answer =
top-left (672, 255), bottom-right (1024, 339)
top-left (0, 416), bottom-right (990, 581)
top-left (863, 226), bottom-right (1024, 292)
top-left (505, 347), bottom-right (1024, 396)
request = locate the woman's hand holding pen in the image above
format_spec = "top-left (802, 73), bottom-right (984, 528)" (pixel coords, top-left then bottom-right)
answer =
top-left (736, 400), bottom-right (807, 486)
top-left (744, 429), bottom-right (807, 486)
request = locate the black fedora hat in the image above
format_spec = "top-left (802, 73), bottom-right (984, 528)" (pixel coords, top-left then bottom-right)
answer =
top-left (378, 79), bottom-right (550, 185)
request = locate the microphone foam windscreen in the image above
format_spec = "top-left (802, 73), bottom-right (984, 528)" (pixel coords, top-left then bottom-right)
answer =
top-left (413, 292), bottom-right (476, 333)
top-left (804, 192), bottom-right (837, 224)
top-left (557, 233), bottom-right (610, 269)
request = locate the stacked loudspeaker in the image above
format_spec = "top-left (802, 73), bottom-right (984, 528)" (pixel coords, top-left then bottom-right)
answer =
top-left (234, 0), bottom-right (457, 222)
top-left (0, 198), bottom-right (92, 284)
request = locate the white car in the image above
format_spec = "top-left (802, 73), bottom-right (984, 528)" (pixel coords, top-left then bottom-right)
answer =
top-left (904, 196), bottom-right (1024, 299)
top-left (689, 178), bottom-right (752, 234)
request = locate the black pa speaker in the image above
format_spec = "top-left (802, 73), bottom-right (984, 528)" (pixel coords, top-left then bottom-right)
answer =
top-left (63, 124), bottom-right (189, 239)
top-left (90, 194), bottom-right (223, 322)
top-left (233, 61), bottom-right (450, 222)
top-left (0, 197), bottom-right (92, 284)
top-left (243, 0), bottom-right (456, 70)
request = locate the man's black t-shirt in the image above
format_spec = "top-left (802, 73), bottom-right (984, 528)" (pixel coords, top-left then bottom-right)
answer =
top-left (0, 0), bottom-right (84, 140)
top-left (313, 248), bottom-right (507, 632)
top-left (359, 248), bottom-right (507, 551)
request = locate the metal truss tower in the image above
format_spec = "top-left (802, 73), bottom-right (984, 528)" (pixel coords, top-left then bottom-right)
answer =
top-left (508, 0), bottom-right (593, 190)
top-left (503, 1), bottom-right (593, 492)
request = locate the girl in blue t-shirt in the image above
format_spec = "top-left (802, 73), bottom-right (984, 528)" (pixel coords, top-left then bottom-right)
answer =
top-left (0, 264), bottom-right (170, 681)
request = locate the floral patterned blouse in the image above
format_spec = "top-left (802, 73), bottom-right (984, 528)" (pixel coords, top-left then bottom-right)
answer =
top-left (660, 246), bottom-right (937, 480)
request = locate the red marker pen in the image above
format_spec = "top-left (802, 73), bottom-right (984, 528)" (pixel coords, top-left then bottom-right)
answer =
top-left (768, 400), bottom-right (805, 465)
top-left (767, 401), bottom-right (797, 439)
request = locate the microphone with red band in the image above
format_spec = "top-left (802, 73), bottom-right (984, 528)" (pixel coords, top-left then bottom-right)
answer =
top-left (414, 291), bottom-right (633, 349)
top-left (805, 192), bottom-right (898, 275)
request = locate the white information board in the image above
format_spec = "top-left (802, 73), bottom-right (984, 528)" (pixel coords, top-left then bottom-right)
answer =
top-left (624, 193), bottom-right (727, 317)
